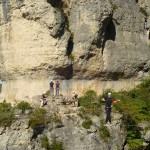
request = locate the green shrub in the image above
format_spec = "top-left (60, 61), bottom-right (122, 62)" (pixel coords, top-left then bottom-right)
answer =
top-left (29, 108), bottom-right (48, 130)
top-left (40, 135), bottom-right (50, 150)
top-left (50, 140), bottom-right (64, 150)
top-left (78, 90), bottom-right (101, 116)
top-left (82, 118), bottom-right (93, 129)
top-left (0, 100), bottom-right (15, 127)
top-left (128, 139), bottom-right (143, 150)
top-left (16, 101), bottom-right (31, 114)
top-left (110, 76), bottom-right (150, 149)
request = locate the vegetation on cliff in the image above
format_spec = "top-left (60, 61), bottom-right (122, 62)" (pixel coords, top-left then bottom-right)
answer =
top-left (78, 76), bottom-right (150, 149)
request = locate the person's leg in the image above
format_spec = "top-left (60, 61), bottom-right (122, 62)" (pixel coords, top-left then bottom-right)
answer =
top-left (58, 89), bottom-right (59, 96)
top-left (105, 109), bottom-right (109, 124)
top-left (56, 89), bottom-right (58, 96)
top-left (108, 109), bottom-right (111, 124)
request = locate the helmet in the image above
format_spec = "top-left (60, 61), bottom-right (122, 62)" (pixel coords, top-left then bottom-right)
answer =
top-left (108, 92), bottom-right (111, 97)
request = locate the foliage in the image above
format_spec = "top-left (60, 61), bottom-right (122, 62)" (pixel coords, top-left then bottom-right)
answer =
top-left (40, 135), bottom-right (64, 150)
top-left (112, 76), bottom-right (150, 149)
top-left (128, 139), bottom-right (143, 150)
top-left (78, 90), bottom-right (101, 116)
top-left (99, 120), bottom-right (111, 141)
top-left (40, 135), bottom-right (50, 150)
top-left (50, 140), bottom-right (64, 150)
top-left (82, 118), bottom-right (93, 129)
top-left (0, 100), bottom-right (15, 127)
top-left (16, 101), bottom-right (31, 114)
top-left (29, 108), bottom-right (49, 130)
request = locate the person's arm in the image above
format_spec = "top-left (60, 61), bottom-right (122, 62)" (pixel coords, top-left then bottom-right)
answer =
top-left (101, 98), bottom-right (105, 101)
top-left (113, 99), bottom-right (120, 104)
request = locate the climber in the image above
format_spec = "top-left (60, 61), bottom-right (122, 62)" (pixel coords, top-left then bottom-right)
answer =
top-left (50, 80), bottom-right (54, 97)
top-left (40, 92), bottom-right (47, 107)
top-left (55, 80), bottom-right (60, 96)
top-left (101, 92), bottom-right (120, 126)
top-left (72, 91), bottom-right (78, 107)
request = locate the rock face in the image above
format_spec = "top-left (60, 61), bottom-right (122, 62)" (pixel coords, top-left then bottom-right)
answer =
top-left (0, 0), bottom-right (150, 80)
top-left (0, 99), bottom-right (127, 150)
top-left (0, 0), bottom-right (150, 100)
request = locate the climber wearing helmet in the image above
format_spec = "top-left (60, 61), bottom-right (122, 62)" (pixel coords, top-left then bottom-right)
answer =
top-left (101, 92), bottom-right (120, 126)
top-left (50, 80), bottom-right (54, 97)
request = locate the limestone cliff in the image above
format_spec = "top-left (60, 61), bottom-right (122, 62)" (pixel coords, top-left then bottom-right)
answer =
top-left (0, 0), bottom-right (150, 80)
top-left (0, 0), bottom-right (150, 101)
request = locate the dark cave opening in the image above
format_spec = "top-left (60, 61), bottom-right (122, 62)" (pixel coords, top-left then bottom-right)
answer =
top-left (55, 65), bottom-right (73, 80)
top-left (66, 35), bottom-right (74, 56)
top-left (102, 19), bottom-right (116, 54)
top-left (105, 19), bottom-right (116, 41)
top-left (135, 0), bottom-right (139, 3)
top-left (47, 0), bottom-right (62, 8)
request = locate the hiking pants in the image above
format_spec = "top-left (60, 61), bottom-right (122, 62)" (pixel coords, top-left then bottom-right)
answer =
top-left (50, 88), bottom-right (54, 96)
top-left (56, 89), bottom-right (59, 96)
top-left (105, 107), bottom-right (111, 123)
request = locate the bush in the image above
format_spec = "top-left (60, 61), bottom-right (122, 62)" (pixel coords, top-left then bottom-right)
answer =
top-left (0, 100), bottom-right (15, 127)
top-left (29, 108), bottom-right (48, 130)
top-left (82, 118), bottom-right (93, 129)
top-left (16, 101), bottom-right (31, 114)
top-left (111, 76), bottom-right (150, 149)
top-left (40, 135), bottom-right (50, 150)
top-left (78, 90), bottom-right (101, 116)
top-left (128, 139), bottom-right (143, 150)
top-left (50, 140), bottom-right (64, 150)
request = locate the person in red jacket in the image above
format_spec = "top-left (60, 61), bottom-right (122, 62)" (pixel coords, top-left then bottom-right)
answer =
top-left (55, 80), bottom-right (60, 96)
